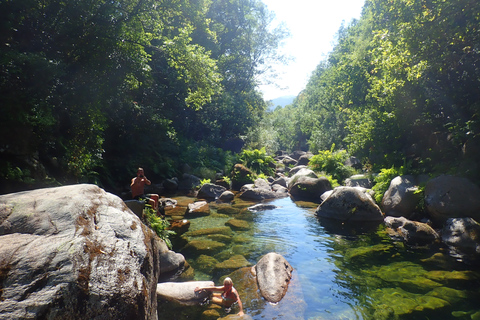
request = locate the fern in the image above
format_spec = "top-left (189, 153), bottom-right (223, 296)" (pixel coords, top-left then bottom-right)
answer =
top-left (144, 207), bottom-right (176, 249)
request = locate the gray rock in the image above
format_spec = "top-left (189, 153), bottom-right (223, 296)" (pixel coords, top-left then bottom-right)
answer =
top-left (156, 281), bottom-right (214, 306)
top-left (297, 154), bottom-right (311, 166)
top-left (272, 176), bottom-right (288, 188)
top-left (178, 174), bottom-right (201, 191)
top-left (218, 191), bottom-right (235, 202)
top-left (289, 176), bottom-right (332, 202)
top-left (163, 177), bottom-right (179, 192)
top-left (185, 201), bottom-right (210, 216)
top-left (124, 199), bottom-right (145, 217)
top-left (0, 184), bottom-right (161, 320)
top-left (254, 252), bottom-right (293, 303)
top-left (316, 186), bottom-right (384, 221)
top-left (345, 174), bottom-right (373, 188)
top-left (240, 179), bottom-right (288, 201)
top-left (425, 175), bottom-right (480, 224)
top-left (197, 183), bottom-right (227, 200)
top-left (248, 204), bottom-right (279, 212)
top-left (384, 216), bottom-right (439, 245)
top-left (253, 178), bottom-right (271, 191)
top-left (287, 167), bottom-right (315, 185)
top-left (442, 218), bottom-right (480, 254)
top-left (382, 175), bottom-right (420, 218)
top-left (159, 245), bottom-right (186, 274)
top-left (281, 156), bottom-right (298, 167)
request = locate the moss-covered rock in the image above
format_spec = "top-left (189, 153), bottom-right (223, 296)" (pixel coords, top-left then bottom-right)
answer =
top-left (344, 244), bottom-right (394, 263)
top-left (217, 205), bottom-right (242, 215)
top-left (215, 255), bottom-right (251, 271)
top-left (207, 234), bottom-right (232, 243)
top-left (184, 227), bottom-right (232, 237)
top-left (370, 287), bottom-right (449, 317)
top-left (195, 255), bottom-right (220, 272)
top-left (225, 219), bottom-right (251, 231)
top-left (182, 240), bottom-right (226, 255)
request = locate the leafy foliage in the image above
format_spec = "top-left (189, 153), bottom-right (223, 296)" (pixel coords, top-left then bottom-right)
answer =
top-left (308, 145), bottom-right (356, 184)
top-left (0, 0), bottom-right (287, 193)
top-left (239, 147), bottom-right (276, 176)
top-left (371, 167), bottom-right (404, 204)
top-left (144, 207), bottom-right (175, 249)
top-left (249, 0), bottom-right (480, 184)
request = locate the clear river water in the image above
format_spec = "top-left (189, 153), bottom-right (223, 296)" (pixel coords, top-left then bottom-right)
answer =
top-left (162, 196), bottom-right (480, 320)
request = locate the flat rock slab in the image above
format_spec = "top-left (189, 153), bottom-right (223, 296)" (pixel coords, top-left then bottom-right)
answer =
top-left (254, 252), bottom-right (293, 303)
top-left (156, 281), bottom-right (214, 306)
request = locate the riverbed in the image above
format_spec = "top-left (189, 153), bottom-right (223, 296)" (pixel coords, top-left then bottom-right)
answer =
top-left (164, 196), bottom-right (480, 320)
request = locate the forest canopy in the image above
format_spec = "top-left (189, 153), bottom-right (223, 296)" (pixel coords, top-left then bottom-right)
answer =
top-left (0, 0), bottom-right (287, 193)
top-left (249, 0), bottom-right (480, 182)
top-left (2, 0), bottom-right (480, 194)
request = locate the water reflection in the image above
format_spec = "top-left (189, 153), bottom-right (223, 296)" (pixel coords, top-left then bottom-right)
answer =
top-left (168, 196), bottom-right (480, 320)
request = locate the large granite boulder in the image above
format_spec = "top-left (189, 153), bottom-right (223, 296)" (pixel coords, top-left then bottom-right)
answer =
top-left (442, 218), bottom-right (480, 255)
top-left (425, 175), bottom-right (480, 224)
top-left (197, 183), bottom-right (227, 200)
top-left (0, 184), bottom-right (161, 320)
top-left (178, 174), bottom-right (201, 192)
top-left (382, 175), bottom-right (420, 218)
top-left (316, 186), bottom-right (384, 221)
top-left (345, 174), bottom-right (373, 188)
top-left (384, 216), bottom-right (439, 245)
top-left (287, 168), bottom-right (318, 189)
top-left (239, 178), bottom-right (288, 201)
top-left (156, 281), bottom-right (213, 306)
top-left (289, 176), bottom-right (332, 202)
top-left (254, 252), bottom-right (293, 303)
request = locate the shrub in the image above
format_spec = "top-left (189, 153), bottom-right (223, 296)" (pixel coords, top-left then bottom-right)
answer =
top-left (239, 147), bottom-right (276, 176)
top-left (308, 145), bottom-right (356, 184)
top-left (144, 207), bottom-right (175, 249)
top-left (372, 166), bottom-right (402, 203)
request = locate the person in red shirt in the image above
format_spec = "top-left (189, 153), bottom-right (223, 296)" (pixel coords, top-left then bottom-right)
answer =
top-left (131, 168), bottom-right (160, 214)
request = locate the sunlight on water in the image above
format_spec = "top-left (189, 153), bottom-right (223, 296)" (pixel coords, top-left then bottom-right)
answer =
top-left (168, 196), bottom-right (480, 320)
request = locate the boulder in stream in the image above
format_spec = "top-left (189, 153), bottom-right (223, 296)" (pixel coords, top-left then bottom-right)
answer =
top-left (156, 281), bottom-right (213, 306)
top-left (316, 186), bottom-right (384, 221)
top-left (425, 175), bottom-right (480, 224)
top-left (253, 252), bottom-right (293, 303)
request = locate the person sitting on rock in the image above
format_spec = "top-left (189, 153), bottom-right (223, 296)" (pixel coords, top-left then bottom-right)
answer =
top-left (131, 168), bottom-right (160, 215)
top-left (194, 277), bottom-right (244, 316)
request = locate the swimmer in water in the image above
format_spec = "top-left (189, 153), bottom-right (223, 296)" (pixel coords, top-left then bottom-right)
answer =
top-left (194, 277), bottom-right (244, 316)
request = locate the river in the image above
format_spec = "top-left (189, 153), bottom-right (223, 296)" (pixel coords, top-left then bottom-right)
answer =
top-left (161, 196), bottom-right (480, 320)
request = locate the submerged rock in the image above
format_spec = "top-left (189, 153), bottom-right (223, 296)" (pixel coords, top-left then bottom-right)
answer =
top-left (247, 203), bottom-right (279, 212)
top-left (181, 239), bottom-right (226, 255)
top-left (215, 255), bottom-right (252, 273)
top-left (225, 218), bottom-right (251, 231)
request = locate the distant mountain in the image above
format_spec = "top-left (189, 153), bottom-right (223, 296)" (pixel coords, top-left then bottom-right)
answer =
top-left (267, 95), bottom-right (296, 111)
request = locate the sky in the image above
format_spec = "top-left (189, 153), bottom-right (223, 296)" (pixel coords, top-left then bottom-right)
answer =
top-left (259, 0), bottom-right (366, 101)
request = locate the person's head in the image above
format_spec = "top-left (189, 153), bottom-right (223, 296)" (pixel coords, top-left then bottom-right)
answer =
top-left (137, 168), bottom-right (144, 177)
top-left (223, 277), bottom-right (233, 290)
